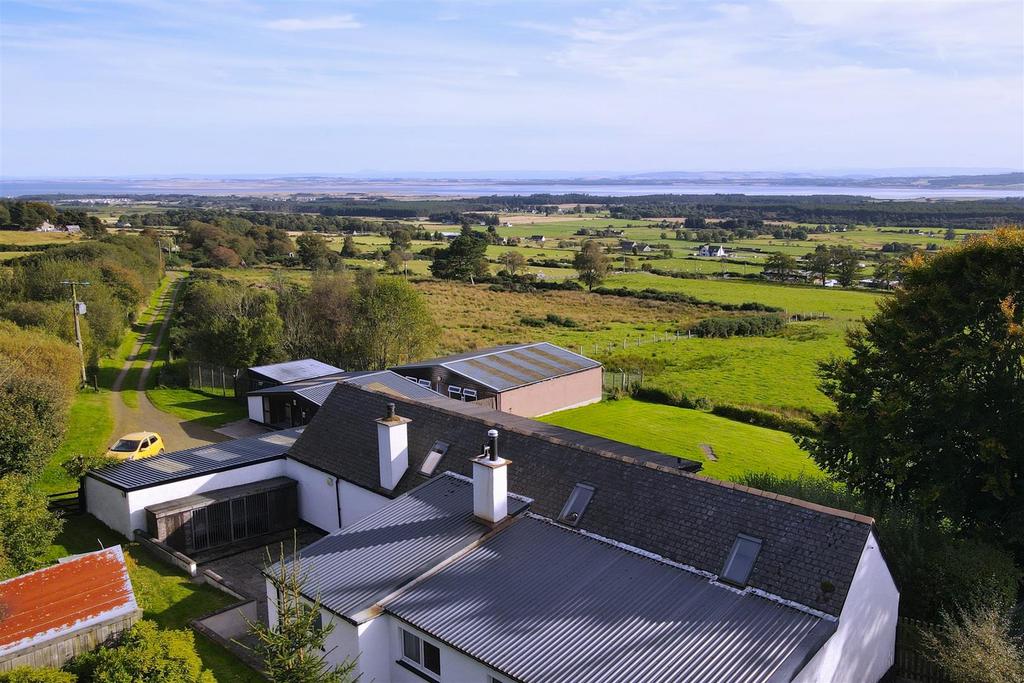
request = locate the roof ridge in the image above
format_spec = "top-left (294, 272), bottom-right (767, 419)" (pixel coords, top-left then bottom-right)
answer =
top-left (354, 384), bottom-right (874, 527)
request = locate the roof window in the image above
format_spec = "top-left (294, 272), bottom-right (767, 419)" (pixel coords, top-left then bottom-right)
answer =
top-left (720, 534), bottom-right (763, 587)
top-left (419, 440), bottom-right (450, 476)
top-left (557, 483), bottom-right (595, 526)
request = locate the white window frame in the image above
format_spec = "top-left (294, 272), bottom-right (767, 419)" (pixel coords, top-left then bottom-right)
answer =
top-left (399, 627), bottom-right (442, 679)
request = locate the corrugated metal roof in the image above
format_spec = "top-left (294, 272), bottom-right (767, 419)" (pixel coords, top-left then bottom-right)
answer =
top-left (0, 546), bottom-right (138, 657)
top-left (249, 359), bottom-right (343, 384)
top-left (395, 343), bottom-right (601, 392)
top-left (248, 371), bottom-right (442, 406)
top-left (342, 371), bottom-right (444, 401)
top-left (386, 516), bottom-right (834, 683)
top-left (280, 473), bottom-right (529, 622)
top-left (87, 428), bottom-right (302, 491)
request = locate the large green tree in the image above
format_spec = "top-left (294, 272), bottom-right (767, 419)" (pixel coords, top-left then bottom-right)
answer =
top-left (347, 273), bottom-right (437, 369)
top-left (802, 229), bottom-right (1024, 545)
top-left (429, 234), bottom-right (488, 282)
top-left (573, 240), bottom-right (610, 290)
top-left (762, 252), bottom-right (798, 281)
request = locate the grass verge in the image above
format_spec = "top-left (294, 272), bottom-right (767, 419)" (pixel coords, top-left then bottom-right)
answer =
top-left (36, 389), bottom-right (114, 495)
top-left (147, 387), bottom-right (247, 427)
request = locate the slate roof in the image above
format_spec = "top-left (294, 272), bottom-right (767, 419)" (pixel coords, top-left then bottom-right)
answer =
top-left (86, 428), bottom-right (302, 491)
top-left (249, 358), bottom-right (343, 384)
top-left (288, 383), bottom-right (872, 616)
top-left (0, 546), bottom-right (138, 657)
top-left (392, 342), bottom-right (601, 392)
top-left (279, 473), bottom-right (529, 623)
top-left (386, 515), bottom-right (835, 683)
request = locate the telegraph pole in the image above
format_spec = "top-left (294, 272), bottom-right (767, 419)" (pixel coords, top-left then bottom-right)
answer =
top-left (62, 280), bottom-right (90, 386)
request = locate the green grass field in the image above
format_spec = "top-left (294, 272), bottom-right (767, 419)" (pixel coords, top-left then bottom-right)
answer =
top-left (147, 387), bottom-right (247, 427)
top-left (44, 515), bottom-right (254, 681)
top-left (0, 230), bottom-right (84, 246)
top-left (35, 390), bottom-right (114, 495)
top-left (540, 398), bottom-right (821, 480)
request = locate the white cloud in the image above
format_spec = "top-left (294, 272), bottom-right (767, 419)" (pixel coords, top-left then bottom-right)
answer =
top-left (266, 14), bottom-right (361, 31)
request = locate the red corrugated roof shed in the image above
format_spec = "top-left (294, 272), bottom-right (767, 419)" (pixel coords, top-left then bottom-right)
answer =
top-left (0, 546), bottom-right (138, 656)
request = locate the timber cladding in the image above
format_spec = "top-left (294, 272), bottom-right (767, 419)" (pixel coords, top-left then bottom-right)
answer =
top-left (145, 477), bottom-right (298, 554)
top-left (0, 611), bottom-right (141, 672)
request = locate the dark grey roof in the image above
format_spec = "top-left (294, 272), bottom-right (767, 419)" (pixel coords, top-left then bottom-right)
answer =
top-left (386, 515), bottom-right (835, 683)
top-left (282, 473), bottom-right (529, 622)
top-left (248, 359), bottom-right (343, 384)
top-left (249, 371), bottom-right (443, 405)
top-left (393, 342), bottom-right (601, 392)
top-left (86, 428), bottom-right (302, 491)
top-left (288, 383), bottom-right (872, 616)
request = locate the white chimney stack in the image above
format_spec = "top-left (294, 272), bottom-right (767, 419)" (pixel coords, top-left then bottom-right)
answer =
top-left (376, 403), bottom-right (410, 490)
top-left (473, 429), bottom-right (510, 524)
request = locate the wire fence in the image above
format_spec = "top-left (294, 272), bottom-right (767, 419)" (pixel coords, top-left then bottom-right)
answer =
top-left (187, 362), bottom-right (239, 398)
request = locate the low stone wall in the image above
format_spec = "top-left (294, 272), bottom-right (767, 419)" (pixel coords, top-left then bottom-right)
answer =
top-left (133, 529), bottom-right (197, 576)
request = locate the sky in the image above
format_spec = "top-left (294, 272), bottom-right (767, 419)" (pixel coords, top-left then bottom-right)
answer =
top-left (1, 0), bottom-right (1022, 177)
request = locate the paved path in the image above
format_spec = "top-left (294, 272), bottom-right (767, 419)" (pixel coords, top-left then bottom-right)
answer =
top-left (109, 273), bottom-right (226, 452)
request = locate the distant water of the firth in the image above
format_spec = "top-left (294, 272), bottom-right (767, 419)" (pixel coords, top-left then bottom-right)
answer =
top-left (2, 177), bottom-right (1022, 199)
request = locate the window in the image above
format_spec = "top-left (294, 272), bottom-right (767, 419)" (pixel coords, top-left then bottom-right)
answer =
top-left (420, 441), bottom-right (450, 476)
top-left (558, 483), bottom-right (595, 526)
top-left (400, 628), bottom-right (441, 677)
top-left (720, 534), bottom-right (763, 587)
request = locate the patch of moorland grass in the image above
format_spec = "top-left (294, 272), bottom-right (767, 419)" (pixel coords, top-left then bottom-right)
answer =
top-left (35, 389), bottom-right (113, 495)
top-left (539, 397), bottom-right (822, 480)
top-left (146, 387), bottom-right (247, 427)
top-left (43, 515), bottom-right (255, 681)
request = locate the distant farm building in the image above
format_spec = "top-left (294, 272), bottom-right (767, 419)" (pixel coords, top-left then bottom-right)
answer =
top-left (0, 547), bottom-right (140, 672)
top-left (527, 235), bottom-right (545, 243)
top-left (698, 244), bottom-right (728, 257)
top-left (620, 240), bottom-right (652, 254)
top-left (392, 342), bottom-right (602, 417)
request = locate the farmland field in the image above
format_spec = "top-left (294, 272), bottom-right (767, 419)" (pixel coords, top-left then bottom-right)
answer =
top-left (540, 398), bottom-right (821, 480)
top-left (0, 230), bottom-right (83, 246)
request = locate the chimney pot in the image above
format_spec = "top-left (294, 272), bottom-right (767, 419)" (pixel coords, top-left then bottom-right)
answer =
top-left (487, 429), bottom-right (499, 461)
top-left (386, 402), bottom-right (396, 420)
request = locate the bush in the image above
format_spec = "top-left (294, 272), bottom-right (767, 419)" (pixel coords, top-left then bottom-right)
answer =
top-left (69, 620), bottom-right (213, 683)
top-left (0, 667), bottom-right (77, 682)
top-left (544, 313), bottom-right (578, 328)
top-left (520, 316), bottom-right (545, 327)
top-left (689, 313), bottom-right (786, 338)
top-left (0, 475), bottom-right (64, 579)
top-left (921, 600), bottom-right (1024, 683)
top-left (630, 386), bottom-right (697, 409)
top-left (711, 404), bottom-right (815, 436)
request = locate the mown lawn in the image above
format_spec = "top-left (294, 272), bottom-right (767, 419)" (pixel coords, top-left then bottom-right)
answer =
top-left (147, 387), bottom-right (247, 427)
top-left (36, 389), bottom-right (114, 495)
top-left (44, 515), bottom-right (256, 681)
top-left (540, 398), bottom-right (822, 480)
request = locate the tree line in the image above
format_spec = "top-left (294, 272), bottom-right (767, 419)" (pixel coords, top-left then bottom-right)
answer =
top-left (0, 199), bottom-right (106, 236)
top-left (170, 270), bottom-right (437, 372)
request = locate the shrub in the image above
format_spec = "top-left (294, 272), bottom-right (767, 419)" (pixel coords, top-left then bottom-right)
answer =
top-left (689, 313), bottom-right (786, 338)
top-left (630, 386), bottom-right (696, 409)
top-left (0, 475), bottom-right (64, 579)
top-left (520, 316), bottom-right (545, 327)
top-left (544, 313), bottom-right (578, 328)
top-left (69, 620), bottom-right (214, 683)
top-left (711, 404), bottom-right (816, 436)
top-left (0, 667), bottom-right (77, 682)
top-left (921, 600), bottom-right (1024, 683)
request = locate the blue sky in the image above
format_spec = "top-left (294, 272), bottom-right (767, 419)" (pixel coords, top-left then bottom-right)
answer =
top-left (1, 0), bottom-right (1022, 177)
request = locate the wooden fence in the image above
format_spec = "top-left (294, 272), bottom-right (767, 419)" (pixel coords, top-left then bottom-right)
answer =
top-left (602, 370), bottom-right (644, 392)
top-left (47, 490), bottom-right (82, 516)
top-left (894, 617), bottom-right (948, 682)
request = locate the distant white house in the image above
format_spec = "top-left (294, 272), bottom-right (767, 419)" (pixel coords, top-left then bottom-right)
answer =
top-left (528, 235), bottom-right (545, 243)
top-left (698, 244), bottom-right (727, 257)
top-left (65, 224), bottom-right (81, 234)
top-left (35, 221), bottom-right (57, 232)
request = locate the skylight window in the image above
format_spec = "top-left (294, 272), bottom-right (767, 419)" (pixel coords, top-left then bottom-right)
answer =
top-left (557, 483), bottom-right (595, 526)
top-left (419, 440), bottom-right (450, 476)
top-left (720, 534), bottom-right (763, 587)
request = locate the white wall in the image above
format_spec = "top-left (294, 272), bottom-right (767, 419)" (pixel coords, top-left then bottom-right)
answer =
top-left (247, 396), bottom-right (264, 423)
top-left (355, 616), bottom-right (391, 682)
top-left (84, 477), bottom-right (131, 538)
top-left (794, 530), bottom-right (899, 683)
top-left (388, 618), bottom-right (501, 683)
top-left (338, 480), bottom-right (390, 527)
top-left (285, 459), bottom-right (341, 533)
top-left (121, 460), bottom-right (287, 536)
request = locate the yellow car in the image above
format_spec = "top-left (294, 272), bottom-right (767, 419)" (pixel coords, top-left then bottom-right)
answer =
top-left (106, 432), bottom-right (165, 460)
